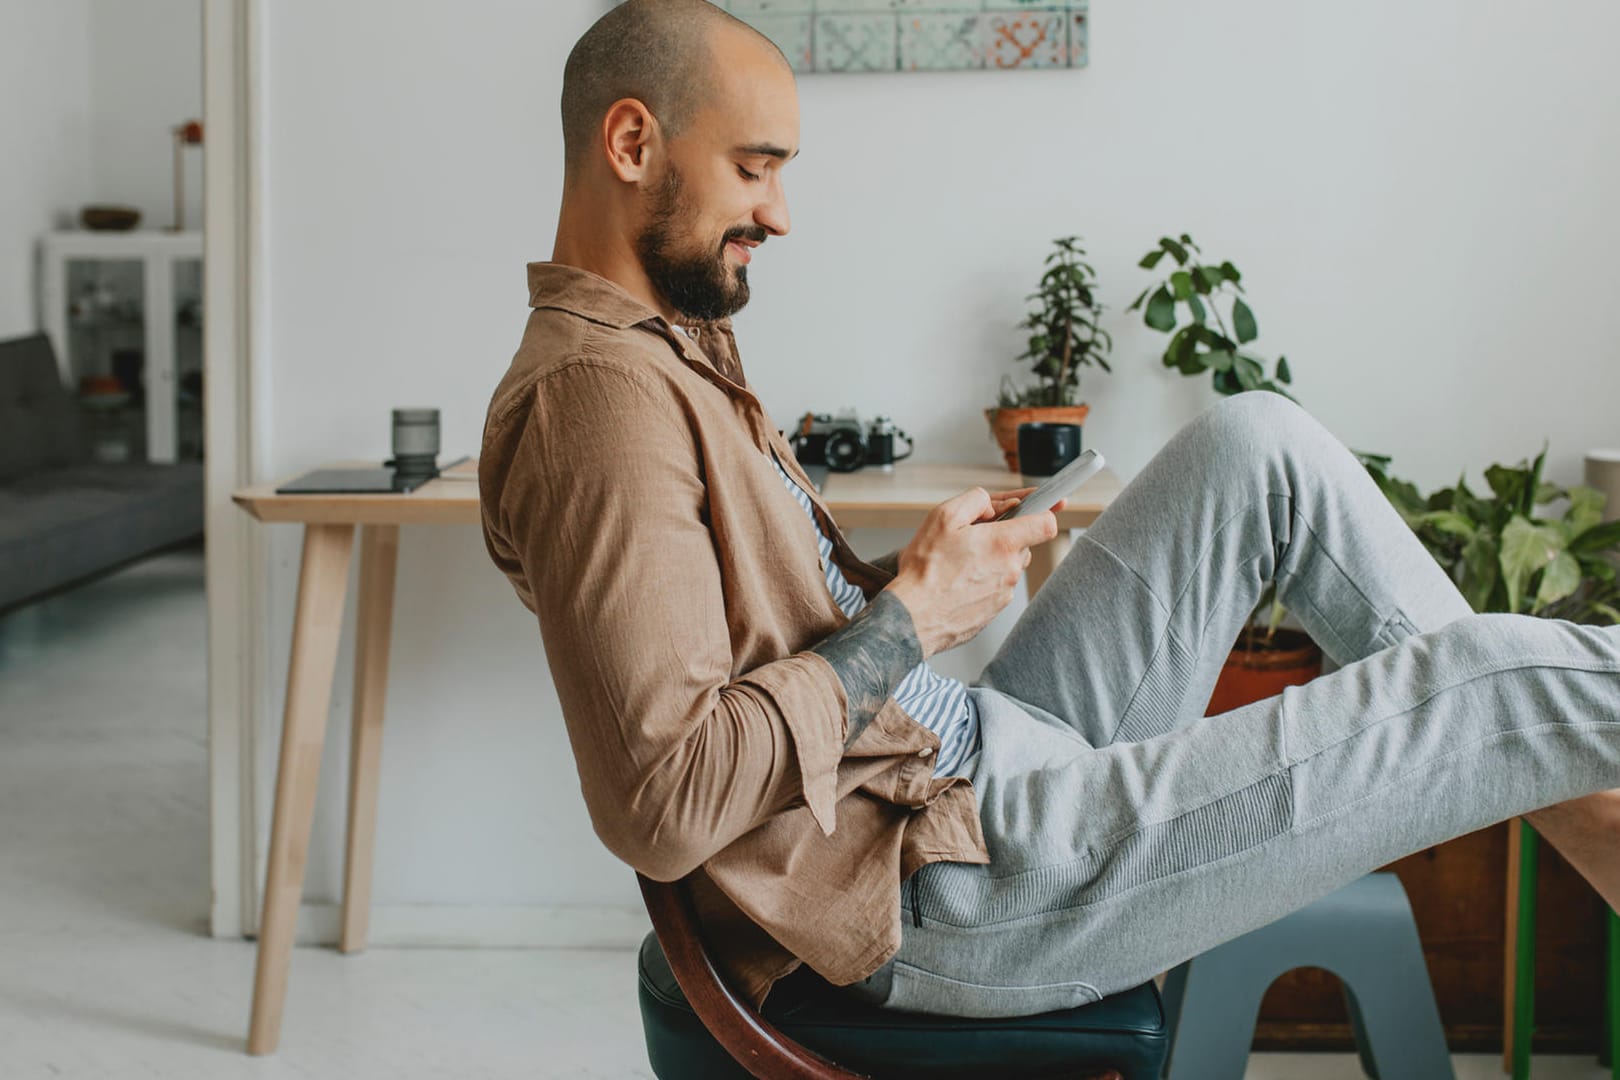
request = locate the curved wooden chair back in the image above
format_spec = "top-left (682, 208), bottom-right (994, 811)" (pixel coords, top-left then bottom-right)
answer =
top-left (638, 872), bottom-right (866, 1078)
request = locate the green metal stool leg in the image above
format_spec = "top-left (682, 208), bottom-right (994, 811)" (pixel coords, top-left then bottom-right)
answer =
top-left (1513, 819), bottom-right (1539, 1080)
top-left (1607, 907), bottom-right (1619, 1078)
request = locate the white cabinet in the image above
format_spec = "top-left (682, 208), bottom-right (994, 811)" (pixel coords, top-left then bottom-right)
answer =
top-left (39, 230), bottom-right (203, 464)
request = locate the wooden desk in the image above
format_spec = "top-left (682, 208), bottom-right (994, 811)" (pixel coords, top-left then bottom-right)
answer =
top-left (230, 457), bottom-right (1121, 1054)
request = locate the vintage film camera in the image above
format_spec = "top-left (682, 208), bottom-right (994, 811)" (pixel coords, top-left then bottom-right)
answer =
top-left (788, 411), bottom-right (914, 473)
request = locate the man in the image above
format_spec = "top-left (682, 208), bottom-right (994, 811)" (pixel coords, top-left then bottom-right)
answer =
top-left (480, 0), bottom-right (1620, 1017)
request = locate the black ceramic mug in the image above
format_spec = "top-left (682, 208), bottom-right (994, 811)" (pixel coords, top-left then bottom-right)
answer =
top-left (1016, 422), bottom-right (1082, 477)
top-left (391, 407), bottom-right (441, 480)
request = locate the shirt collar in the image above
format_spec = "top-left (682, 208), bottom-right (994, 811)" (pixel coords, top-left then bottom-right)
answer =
top-left (526, 262), bottom-right (661, 329)
top-left (526, 261), bottom-right (738, 340)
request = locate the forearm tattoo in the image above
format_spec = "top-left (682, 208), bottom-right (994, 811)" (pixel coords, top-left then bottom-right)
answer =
top-left (867, 548), bottom-right (901, 576)
top-left (809, 590), bottom-right (923, 749)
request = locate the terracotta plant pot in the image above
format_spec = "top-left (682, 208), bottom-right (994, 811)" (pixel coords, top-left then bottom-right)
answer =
top-left (985, 404), bottom-right (1090, 472)
top-left (1204, 626), bottom-right (1323, 715)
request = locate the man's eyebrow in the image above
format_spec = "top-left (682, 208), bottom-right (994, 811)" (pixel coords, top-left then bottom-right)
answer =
top-left (734, 143), bottom-right (799, 161)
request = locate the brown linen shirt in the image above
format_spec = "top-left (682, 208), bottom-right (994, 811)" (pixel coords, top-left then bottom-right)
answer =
top-left (479, 262), bottom-right (991, 1008)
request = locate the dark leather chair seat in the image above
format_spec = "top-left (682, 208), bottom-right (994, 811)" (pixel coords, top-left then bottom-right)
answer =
top-left (637, 931), bottom-right (1170, 1079)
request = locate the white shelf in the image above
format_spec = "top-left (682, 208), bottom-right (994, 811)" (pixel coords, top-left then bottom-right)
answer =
top-left (39, 229), bottom-right (203, 464)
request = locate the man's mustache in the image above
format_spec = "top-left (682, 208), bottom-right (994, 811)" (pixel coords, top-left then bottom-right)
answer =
top-left (722, 226), bottom-right (769, 247)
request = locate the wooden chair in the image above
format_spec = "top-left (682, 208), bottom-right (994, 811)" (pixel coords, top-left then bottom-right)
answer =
top-left (634, 872), bottom-right (1169, 1079)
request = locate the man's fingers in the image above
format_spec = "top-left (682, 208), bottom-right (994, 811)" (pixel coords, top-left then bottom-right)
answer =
top-left (985, 509), bottom-right (1061, 549)
top-left (941, 487), bottom-right (993, 526)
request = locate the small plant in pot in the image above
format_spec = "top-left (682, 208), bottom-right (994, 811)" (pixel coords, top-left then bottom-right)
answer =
top-left (986, 235), bottom-right (1113, 472)
top-left (1128, 233), bottom-right (1322, 710)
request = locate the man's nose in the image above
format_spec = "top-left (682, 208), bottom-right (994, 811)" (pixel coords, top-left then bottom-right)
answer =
top-left (756, 179), bottom-right (790, 238)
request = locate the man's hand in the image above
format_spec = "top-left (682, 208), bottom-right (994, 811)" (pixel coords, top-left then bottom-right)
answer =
top-left (884, 487), bottom-right (1067, 659)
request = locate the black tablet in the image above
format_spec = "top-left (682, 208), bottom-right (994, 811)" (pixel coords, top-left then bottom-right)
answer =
top-left (275, 468), bottom-right (431, 495)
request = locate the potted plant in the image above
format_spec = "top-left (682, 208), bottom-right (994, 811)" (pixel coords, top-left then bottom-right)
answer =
top-left (1365, 445), bottom-right (1620, 621)
top-left (1128, 233), bottom-right (1323, 710)
top-left (986, 236), bottom-right (1113, 472)
top-left (1128, 233), bottom-right (1296, 400)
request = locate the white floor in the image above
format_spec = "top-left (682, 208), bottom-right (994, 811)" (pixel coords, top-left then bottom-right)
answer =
top-left (0, 543), bottom-right (1610, 1079)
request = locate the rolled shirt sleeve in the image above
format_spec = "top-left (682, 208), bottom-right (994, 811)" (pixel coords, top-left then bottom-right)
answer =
top-left (487, 359), bottom-right (848, 881)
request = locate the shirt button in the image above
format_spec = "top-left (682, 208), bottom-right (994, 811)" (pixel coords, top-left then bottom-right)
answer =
top-left (917, 747), bottom-right (934, 759)
top-left (818, 554), bottom-right (828, 571)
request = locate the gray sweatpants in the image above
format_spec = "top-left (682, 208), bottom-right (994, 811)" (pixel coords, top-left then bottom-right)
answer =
top-left (846, 391), bottom-right (1620, 1018)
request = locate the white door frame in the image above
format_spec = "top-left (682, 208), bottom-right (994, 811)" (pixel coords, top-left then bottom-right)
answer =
top-left (202, 0), bottom-right (268, 940)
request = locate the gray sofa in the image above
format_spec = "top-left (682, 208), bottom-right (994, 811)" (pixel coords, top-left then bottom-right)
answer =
top-left (0, 332), bottom-right (204, 612)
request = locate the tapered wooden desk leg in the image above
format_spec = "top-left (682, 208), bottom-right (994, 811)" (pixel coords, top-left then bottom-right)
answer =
top-left (340, 525), bottom-right (400, 955)
top-left (1025, 531), bottom-right (1072, 598)
top-left (246, 523), bottom-right (356, 1056)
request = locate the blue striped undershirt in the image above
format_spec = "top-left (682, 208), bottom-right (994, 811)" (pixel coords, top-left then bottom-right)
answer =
top-left (766, 447), bottom-right (980, 778)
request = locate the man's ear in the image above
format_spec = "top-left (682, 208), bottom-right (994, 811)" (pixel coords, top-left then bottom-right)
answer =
top-left (601, 98), bottom-right (659, 183)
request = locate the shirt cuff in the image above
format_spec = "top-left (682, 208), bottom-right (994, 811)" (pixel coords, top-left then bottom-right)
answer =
top-left (734, 652), bottom-right (848, 836)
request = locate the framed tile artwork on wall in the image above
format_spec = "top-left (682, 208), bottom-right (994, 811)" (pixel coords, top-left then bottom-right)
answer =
top-left (715, 1), bottom-right (1090, 74)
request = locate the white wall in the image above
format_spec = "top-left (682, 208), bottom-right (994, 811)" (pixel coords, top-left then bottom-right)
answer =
top-left (0, 0), bottom-right (201, 342)
top-left (0, 1), bottom-right (95, 339)
top-left (255, 0), bottom-right (1620, 937)
top-left (88, 0), bottom-right (204, 231)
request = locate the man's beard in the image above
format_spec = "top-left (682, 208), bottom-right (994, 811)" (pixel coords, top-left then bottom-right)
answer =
top-left (635, 164), bottom-right (762, 322)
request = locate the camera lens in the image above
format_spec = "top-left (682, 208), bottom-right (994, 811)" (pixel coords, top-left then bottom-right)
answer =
top-left (824, 429), bottom-right (865, 472)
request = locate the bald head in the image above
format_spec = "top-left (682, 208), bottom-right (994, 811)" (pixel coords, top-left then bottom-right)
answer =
top-left (561, 0), bottom-right (787, 173)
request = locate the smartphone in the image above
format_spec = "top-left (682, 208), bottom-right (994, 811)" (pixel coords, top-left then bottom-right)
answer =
top-left (994, 449), bottom-right (1105, 521)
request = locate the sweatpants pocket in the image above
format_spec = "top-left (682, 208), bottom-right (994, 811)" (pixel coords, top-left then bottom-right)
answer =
top-left (883, 959), bottom-right (1102, 1019)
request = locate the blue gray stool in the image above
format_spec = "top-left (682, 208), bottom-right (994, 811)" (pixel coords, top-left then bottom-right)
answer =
top-left (1160, 872), bottom-right (1454, 1080)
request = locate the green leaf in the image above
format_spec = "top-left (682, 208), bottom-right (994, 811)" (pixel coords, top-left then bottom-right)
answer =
top-left (1452, 477), bottom-right (1492, 528)
top-left (1161, 237), bottom-right (1189, 264)
top-left (1144, 286), bottom-right (1177, 332)
top-left (1234, 354), bottom-right (1264, 389)
top-left (1186, 293), bottom-right (1207, 324)
top-left (1500, 516), bottom-right (1563, 614)
top-left (1170, 271), bottom-right (1193, 301)
top-left (1525, 443), bottom-right (1549, 516)
top-left (1566, 485), bottom-right (1607, 536)
top-left (1534, 551), bottom-right (1583, 609)
top-left (1570, 519), bottom-right (1620, 555)
top-left (1276, 355), bottom-right (1292, 384)
top-left (1414, 510), bottom-right (1477, 539)
top-left (1138, 250), bottom-right (1165, 270)
top-left (1220, 260), bottom-right (1242, 283)
top-left (1232, 297), bottom-right (1259, 344)
top-left (1127, 286), bottom-right (1151, 312)
top-left (1485, 463), bottom-right (1528, 509)
top-left (1165, 325), bottom-right (1200, 372)
top-left (1459, 532), bottom-right (1499, 611)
